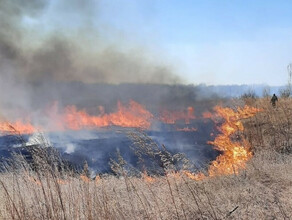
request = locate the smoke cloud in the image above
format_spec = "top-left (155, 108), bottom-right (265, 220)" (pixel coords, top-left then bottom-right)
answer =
top-left (0, 0), bottom-right (180, 85)
top-left (0, 0), bottom-right (186, 122)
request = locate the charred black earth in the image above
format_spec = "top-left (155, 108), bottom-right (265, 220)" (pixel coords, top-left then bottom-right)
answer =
top-left (0, 119), bottom-right (219, 174)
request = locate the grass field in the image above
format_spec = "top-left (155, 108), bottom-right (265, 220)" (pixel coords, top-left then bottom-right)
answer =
top-left (0, 98), bottom-right (291, 219)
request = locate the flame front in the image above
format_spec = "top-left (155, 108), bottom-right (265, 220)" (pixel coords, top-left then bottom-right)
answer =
top-left (181, 105), bottom-right (261, 181)
top-left (0, 102), bottom-right (197, 134)
top-left (1, 102), bottom-right (261, 182)
top-left (63, 100), bottom-right (153, 130)
top-left (182, 170), bottom-right (205, 181)
top-left (0, 120), bottom-right (36, 134)
top-left (207, 105), bottom-right (261, 176)
top-left (0, 100), bottom-right (153, 134)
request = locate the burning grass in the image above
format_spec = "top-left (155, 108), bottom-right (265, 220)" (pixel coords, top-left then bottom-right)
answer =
top-left (0, 100), bottom-right (155, 134)
top-left (0, 98), bottom-right (292, 219)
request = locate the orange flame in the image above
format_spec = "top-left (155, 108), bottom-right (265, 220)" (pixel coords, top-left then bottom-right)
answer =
top-left (159, 107), bottom-right (195, 124)
top-left (142, 171), bottom-right (156, 183)
top-left (0, 100), bottom-right (153, 134)
top-left (25, 171), bottom-right (70, 186)
top-left (182, 105), bottom-right (260, 181)
top-left (207, 105), bottom-right (261, 176)
top-left (63, 100), bottom-right (153, 130)
top-left (202, 111), bottom-right (213, 119)
top-left (80, 174), bottom-right (90, 183)
top-left (182, 170), bottom-right (206, 181)
top-left (57, 179), bottom-right (69, 185)
top-left (0, 121), bottom-right (36, 134)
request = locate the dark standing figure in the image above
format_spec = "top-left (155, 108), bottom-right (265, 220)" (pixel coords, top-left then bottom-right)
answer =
top-left (271, 94), bottom-right (278, 107)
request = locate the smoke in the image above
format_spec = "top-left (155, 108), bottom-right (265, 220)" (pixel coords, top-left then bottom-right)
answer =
top-left (0, 0), bottom-right (46, 59)
top-left (0, 0), bottom-right (180, 85)
top-left (0, 0), bottom-right (184, 120)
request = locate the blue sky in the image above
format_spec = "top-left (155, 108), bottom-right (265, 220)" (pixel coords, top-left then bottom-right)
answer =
top-left (27, 0), bottom-right (292, 85)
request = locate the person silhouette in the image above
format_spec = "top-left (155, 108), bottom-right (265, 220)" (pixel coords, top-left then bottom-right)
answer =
top-left (270, 94), bottom-right (278, 107)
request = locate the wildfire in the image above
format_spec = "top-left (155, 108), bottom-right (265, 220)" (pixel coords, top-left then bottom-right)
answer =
top-left (63, 100), bottom-right (153, 130)
top-left (159, 107), bottom-right (195, 124)
top-left (56, 179), bottom-right (69, 185)
top-left (202, 111), bottom-right (213, 119)
top-left (142, 171), bottom-right (156, 183)
top-left (80, 174), bottom-right (90, 183)
top-left (179, 105), bottom-right (260, 181)
top-left (0, 120), bottom-right (36, 134)
top-left (2, 101), bottom-right (261, 183)
top-left (182, 170), bottom-right (206, 181)
top-left (0, 102), bottom-right (202, 135)
top-left (0, 100), bottom-right (153, 134)
top-left (207, 105), bottom-right (261, 176)
top-left (202, 111), bottom-right (216, 124)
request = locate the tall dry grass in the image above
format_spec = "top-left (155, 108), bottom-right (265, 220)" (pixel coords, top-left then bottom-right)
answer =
top-left (0, 98), bottom-right (291, 219)
top-left (243, 97), bottom-right (292, 153)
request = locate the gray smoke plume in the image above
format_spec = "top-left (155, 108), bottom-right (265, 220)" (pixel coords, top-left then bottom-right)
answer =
top-left (0, 0), bottom-right (180, 84)
top-left (0, 0), bottom-right (184, 119)
top-left (0, 0), bottom-right (183, 119)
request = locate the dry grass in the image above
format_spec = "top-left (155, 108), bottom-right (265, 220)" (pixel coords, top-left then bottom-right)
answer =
top-left (0, 150), bottom-right (291, 219)
top-left (243, 97), bottom-right (292, 153)
top-left (0, 98), bottom-right (292, 219)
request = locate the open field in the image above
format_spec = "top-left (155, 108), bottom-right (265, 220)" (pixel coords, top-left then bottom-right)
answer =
top-left (0, 98), bottom-right (292, 219)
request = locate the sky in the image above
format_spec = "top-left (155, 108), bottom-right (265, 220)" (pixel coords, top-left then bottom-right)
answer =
top-left (24, 0), bottom-right (292, 86)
